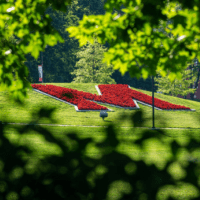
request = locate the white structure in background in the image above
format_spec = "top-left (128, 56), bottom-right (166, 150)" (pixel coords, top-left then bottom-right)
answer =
top-left (38, 65), bottom-right (43, 82)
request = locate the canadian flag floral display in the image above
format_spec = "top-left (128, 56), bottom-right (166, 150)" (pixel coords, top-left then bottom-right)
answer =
top-left (31, 84), bottom-right (195, 111)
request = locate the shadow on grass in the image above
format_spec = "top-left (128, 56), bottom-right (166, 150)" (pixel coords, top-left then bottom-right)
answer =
top-left (0, 107), bottom-right (200, 200)
top-left (102, 119), bottom-right (113, 122)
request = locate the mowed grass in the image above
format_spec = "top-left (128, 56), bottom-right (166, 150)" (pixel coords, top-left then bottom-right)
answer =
top-left (1, 83), bottom-right (200, 199)
top-left (1, 82), bottom-right (200, 128)
top-left (4, 124), bottom-right (200, 160)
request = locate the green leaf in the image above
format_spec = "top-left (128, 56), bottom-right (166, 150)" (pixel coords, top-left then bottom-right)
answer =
top-left (144, 23), bottom-right (152, 35)
top-left (141, 68), bottom-right (149, 80)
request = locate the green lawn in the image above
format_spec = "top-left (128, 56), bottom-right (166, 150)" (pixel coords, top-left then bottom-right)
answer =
top-left (4, 124), bottom-right (200, 160)
top-left (1, 83), bottom-right (200, 200)
top-left (1, 83), bottom-right (200, 128)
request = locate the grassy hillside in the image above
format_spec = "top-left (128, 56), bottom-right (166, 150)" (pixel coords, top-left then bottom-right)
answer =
top-left (1, 83), bottom-right (200, 200)
top-left (1, 83), bottom-right (200, 128)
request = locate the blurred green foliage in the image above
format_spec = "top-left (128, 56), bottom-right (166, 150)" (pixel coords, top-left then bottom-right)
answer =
top-left (67, 0), bottom-right (200, 83)
top-left (1, 108), bottom-right (200, 200)
top-left (0, 0), bottom-right (73, 104)
top-left (1, 0), bottom-right (200, 199)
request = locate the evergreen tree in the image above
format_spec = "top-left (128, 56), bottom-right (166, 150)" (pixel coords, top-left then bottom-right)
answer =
top-left (154, 68), bottom-right (197, 98)
top-left (70, 37), bottom-right (116, 84)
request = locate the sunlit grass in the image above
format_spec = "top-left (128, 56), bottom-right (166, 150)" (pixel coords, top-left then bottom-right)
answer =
top-left (1, 83), bottom-right (200, 128)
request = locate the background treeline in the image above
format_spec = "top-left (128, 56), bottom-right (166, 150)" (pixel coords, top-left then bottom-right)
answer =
top-left (23, 0), bottom-right (154, 92)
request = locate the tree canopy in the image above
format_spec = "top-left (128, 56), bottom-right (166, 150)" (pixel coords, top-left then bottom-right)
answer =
top-left (0, 0), bottom-right (73, 104)
top-left (67, 0), bottom-right (200, 83)
top-left (70, 37), bottom-right (116, 84)
top-left (155, 68), bottom-right (197, 97)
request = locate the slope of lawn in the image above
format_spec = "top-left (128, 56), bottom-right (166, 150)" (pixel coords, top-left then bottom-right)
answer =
top-left (1, 83), bottom-right (200, 128)
top-left (1, 83), bottom-right (200, 200)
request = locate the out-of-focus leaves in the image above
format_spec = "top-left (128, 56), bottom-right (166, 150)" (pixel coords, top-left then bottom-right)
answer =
top-left (1, 107), bottom-right (200, 199)
top-left (67, 0), bottom-right (200, 84)
top-left (0, 0), bottom-right (73, 103)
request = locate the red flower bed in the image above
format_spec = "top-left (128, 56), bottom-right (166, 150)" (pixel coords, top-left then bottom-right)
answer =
top-left (97, 84), bottom-right (190, 110)
top-left (31, 84), bottom-right (191, 110)
top-left (127, 88), bottom-right (190, 110)
top-left (31, 84), bottom-right (137, 110)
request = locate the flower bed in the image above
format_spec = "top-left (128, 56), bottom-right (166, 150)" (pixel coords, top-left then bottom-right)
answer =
top-left (97, 84), bottom-right (191, 110)
top-left (128, 88), bottom-right (191, 110)
top-left (31, 84), bottom-right (137, 110)
top-left (31, 84), bottom-right (192, 111)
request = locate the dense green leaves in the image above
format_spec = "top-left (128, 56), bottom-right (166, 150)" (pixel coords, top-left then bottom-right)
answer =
top-left (1, 0), bottom-right (166, 100)
top-left (25, 0), bottom-right (110, 84)
top-left (0, 0), bottom-right (73, 104)
top-left (67, 0), bottom-right (200, 83)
